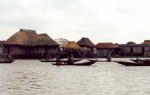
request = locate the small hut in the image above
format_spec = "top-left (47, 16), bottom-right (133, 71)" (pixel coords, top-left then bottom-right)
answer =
top-left (4, 29), bottom-right (38, 58)
top-left (62, 41), bottom-right (82, 58)
top-left (77, 37), bottom-right (95, 57)
top-left (96, 42), bottom-right (120, 57)
top-left (35, 33), bottom-right (59, 58)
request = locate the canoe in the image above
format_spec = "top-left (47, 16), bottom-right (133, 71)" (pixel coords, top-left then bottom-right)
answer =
top-left (40, 59), bottom-right (58, 62)
top-left (114, 61), bottom-right (150, 66)
top-left (40, 58), bottom-right (83, 63)
top-left (142, 59), bottom-right (150, 64)
top-left (53, 60), bottom-right (97, 66)
top-left (97, 60), bottom-right (113, 62)
top-left (130, 59), bottom-right (150, 64)
top-left (0, 60), bottom-right (14, 63)
top-left (87, 59), bottom-right (113, 62)
top-left (130, 59), bottom-right (144, 62)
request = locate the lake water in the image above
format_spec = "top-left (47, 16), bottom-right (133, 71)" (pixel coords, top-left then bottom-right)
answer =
top-left (0, 58), bottom-right (150, 95)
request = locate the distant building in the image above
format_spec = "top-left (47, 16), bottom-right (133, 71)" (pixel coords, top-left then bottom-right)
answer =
top-left (119, 41), bottom-right (143, 56)
top-left (77, 37), bottom-right (95, 58)
top-left (119, 40), bottom-right (150, 56)
top-left (96, 42), bottom-right (120, 57)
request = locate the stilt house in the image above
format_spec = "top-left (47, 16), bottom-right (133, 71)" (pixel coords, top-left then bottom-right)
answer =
top-left (77, 37), bottom-right (95, 58)
top-left (3, 29), bottom-right (59, 59)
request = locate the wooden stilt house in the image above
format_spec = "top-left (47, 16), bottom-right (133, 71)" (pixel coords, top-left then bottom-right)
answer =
top-left (96, 43), bottom-right (120, 57)
top-left (34, 33), bottom-right (59, 59)
top-left (3, 29), bottom-right (59, 59)
top-left (77, 37), bottom-right (95, 58)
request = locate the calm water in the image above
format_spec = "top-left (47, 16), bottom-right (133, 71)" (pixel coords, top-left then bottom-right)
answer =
top-left (0, 58), bottom-right (150, 95)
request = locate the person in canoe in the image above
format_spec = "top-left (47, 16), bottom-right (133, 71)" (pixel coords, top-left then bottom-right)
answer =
top-left (106, 54), bottom-right (111, 62)
top-left (7, 54), bottom-right (13, 61)
top-left (56, 54), bottom-right (61, 64)
top-left (67, 54), bottom-right (74, 65)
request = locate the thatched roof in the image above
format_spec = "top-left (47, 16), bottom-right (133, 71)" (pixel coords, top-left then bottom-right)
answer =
top-left (96, 42), bottom-right (119, 48)
top-left (142, 40), bottom-right (150, 45)
top-left (4, 29), bottom-right (59, 46)
top-left (63, 41), bottom-right (82, 50)
top-left (77, 37), bottom-right (95, 47)
top-left (35, 33), bottom-right (59, 46)
top-left (4, 29), bottom-right (38, 46)
top-left (127, 41), bottom-right (136, 45)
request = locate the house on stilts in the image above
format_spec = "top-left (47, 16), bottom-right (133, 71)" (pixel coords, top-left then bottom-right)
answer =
top-left (3, 29), bottom-right (59, 59)
top-left (77, 37), bottom-right (95, 58)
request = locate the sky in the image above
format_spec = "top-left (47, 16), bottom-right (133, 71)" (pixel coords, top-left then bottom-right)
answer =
top-left (0, 0), bottom-right (150, 44)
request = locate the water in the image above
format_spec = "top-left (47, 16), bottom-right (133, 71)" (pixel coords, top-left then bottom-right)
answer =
top-left (0, 58), bottom-right (150, 95)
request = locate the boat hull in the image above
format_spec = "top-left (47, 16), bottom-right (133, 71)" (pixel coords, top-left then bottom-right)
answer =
top-left (115, 61), bottom-right (150, 66)
top-left (0, 60), bottom-right (14, 63)
top-left (53, 60), bottom-right (97, 66)
top-left (40, 59), bottom-right (82, 63)
top-left (130, 59), bottom-right (144, 62)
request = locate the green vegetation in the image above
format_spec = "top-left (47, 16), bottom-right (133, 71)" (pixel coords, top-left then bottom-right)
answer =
top-left (0, 55), bottom-right (8, 60)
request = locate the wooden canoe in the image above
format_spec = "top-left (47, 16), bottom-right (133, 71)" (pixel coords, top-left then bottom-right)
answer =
top-left (40, 58), bottom-right (83, 63)
top-left (114, 61), bottom-right (150, 66)
top-left (87, 59), bottom-right (113, 62)
top-left (53, 60), bottom-right (97, 66)
top-left (0, 60), bottom-right (14, 63)
top-left (130, 59), bottom-right (144, 62)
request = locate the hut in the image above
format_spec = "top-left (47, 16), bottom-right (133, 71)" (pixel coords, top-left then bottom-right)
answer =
top-left (3, 29), bottom-right (59, 59)
top-left (96, 42), bottom-right (120, 57)
top-left (62, 41), bottom-right (82, 58)
top-left (77, 37), bottom-right (95, 58)
top-left (4, 29), bottom-right (38, 58)
top-left (34, 33), bottom-right (59, 58)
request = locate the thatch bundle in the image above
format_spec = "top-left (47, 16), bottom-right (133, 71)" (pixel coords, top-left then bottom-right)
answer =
top-left (4, 29), bottom-right (59, 46)
top-left (63, 41), bottom-right (82, 50)
top-left (77, 37), bottom-right (94, 47)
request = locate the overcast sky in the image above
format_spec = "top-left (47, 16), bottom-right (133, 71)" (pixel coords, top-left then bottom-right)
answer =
top-left (0, 0), bottom-right (150, 44)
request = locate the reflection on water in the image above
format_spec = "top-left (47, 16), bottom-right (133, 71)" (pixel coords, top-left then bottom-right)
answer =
top-left (0, 58), bottom-right (150, 95)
